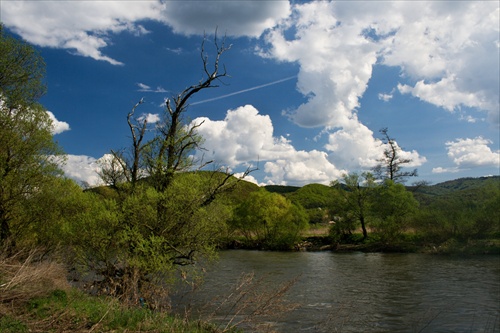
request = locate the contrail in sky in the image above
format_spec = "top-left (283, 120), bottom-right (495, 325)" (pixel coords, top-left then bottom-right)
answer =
top-left (191, 75), bottom-right (297, 106)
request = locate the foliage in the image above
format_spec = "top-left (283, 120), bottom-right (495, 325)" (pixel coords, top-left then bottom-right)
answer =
top-left (412, 183), bottom-right (500, 243)
top-left (230, 189), bottom-right (309, 250)
top-left (287, 184), bottom-right (336, 209)
top-left (288, 184), bottom-right (338, 224)
top-left (216, 175), bottom-right (260, 205)
top-left (0, 24), bottom-right (46, 107)
top-left (0, 316), bottom-right (27, 333)
top-left (370, 180), bottom-right (419, 242)
top-left (286, 184), bottom-right (335, 224)
top-left (411, 176), bottom-right (500, 203)
top-left (427, 175), bottom-right (499, 192)
top-left (67, 173), bottom-right (235, 306)
top-left (0, 30), bottom-right (64, 247)
top-left (18, 177), bottom-right (83, 250)
top-left (264, 185), bottom-right (301, 194)
top-left (330, 173), bottom-right (377, 241)
top-left (66, 33), bottom-right (255, 306)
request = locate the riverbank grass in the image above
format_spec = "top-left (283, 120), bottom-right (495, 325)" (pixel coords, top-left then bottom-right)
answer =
top-left (0, 252), bottom-right (232, 333)
top-left (1, 288), bottom-right (224, 333)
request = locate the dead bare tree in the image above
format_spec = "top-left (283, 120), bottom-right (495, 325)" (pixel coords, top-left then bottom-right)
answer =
top-left (146, 32), bottom-right (231, 193)
top-left (373, 127), bottom-right (418, 184)
top-left (98, 98), bottom-right (149, 190)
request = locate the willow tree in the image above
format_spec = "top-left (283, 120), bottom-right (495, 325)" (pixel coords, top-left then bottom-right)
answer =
top-left (0, 24), bottom-right (46, 108)
top-left (87, 33), bottom-right (253, 306)
top-left (370, 180), bottom-right (419, 242)
top-left (0, 26), bottom-right (63, 247)
top-left (0, 103), bottom-right (64, 246)
top-left (331, 172), bottom-right (376, 241)
top-left (231, 189), bottom-right (309, 250)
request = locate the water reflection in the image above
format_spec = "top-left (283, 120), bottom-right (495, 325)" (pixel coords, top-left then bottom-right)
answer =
top-left (174, 251), bottom-right (500, 332)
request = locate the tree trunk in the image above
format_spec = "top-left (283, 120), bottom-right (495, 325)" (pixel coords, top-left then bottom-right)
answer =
top-left (0, 209), bottom-right (10, 242)
top-left (360, 215), bottom-right (368, 240)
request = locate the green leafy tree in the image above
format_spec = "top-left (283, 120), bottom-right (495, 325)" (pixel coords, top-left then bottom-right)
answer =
top-left (78, 34), bottom-right (252, 305)
top-left (20, 177), bottom-right (83, 250)
top-left (69, 174), bottom-right (234, 306)
top-left (370, 180), bottom-right (419, 242)
top-left (0, 29), bottom-right (63, 246)
top-left (331, 172), bottom-right (376, 241)
top-left (288, 184), bottom-right (338, 224)
top-left (475, 185), bottom-right (500, 237)
top-left (231, 190), bottom-right (308, 250)
top-left (412, 183), bottom-right (500, 243)
top-left (0, 25), bottom-right (46, 107)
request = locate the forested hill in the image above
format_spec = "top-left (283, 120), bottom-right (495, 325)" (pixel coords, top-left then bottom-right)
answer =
top-left (265, 176), bottom-right (499, 197)
top-left (263, 176), bottom-right (500, 209)
top-left (410, 176), bottom-right (500, 196)
top-left (263, 184), bottom-right (301, 194)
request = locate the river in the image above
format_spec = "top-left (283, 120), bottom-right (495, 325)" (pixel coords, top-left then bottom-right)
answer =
top-left (173, 250), bottom-right (500, 332)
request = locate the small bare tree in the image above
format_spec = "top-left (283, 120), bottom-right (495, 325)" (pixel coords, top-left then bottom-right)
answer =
top-left (146, 32), bottom-right (231, 193)
top-left (373, 128), bottom-right (417, 184)
top-left (98, 98), bottom-right (149, 190)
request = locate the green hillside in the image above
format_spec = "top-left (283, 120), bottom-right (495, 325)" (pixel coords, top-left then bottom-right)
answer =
top-left (410, 176), bottom-right (499, 196)
top-left (411, 176), bottom-right (500, 206)
top-left (286, 183), bottom-right (337, 208)
top-left (264, 184), bottom-right (301, 194)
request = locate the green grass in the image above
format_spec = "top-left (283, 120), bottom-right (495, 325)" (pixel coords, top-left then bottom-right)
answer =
top-left (0, 316), bottom-right (29, 333)
top-left (2, 288), bottom-right (232, 333)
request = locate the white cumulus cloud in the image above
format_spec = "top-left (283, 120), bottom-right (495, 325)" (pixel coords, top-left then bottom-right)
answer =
top-left (445, 137), bottom-right (500, 168)
top-left (192, 105), bottom-right (345, 186)
top-left (397, 77), bottom-right (485, 113)
top-left (325, 118), bottom-right (384, 169)
top-left (2, 1), bottom-right (164, 65)
top-left (263, 150), bottom-right (345, 186)
top-left (432, 166), bottom-right (459, 174)
top-left (260, 1), bottom-right (499, 128)
top-left (46, 111), bottom-right (70, 135)
top-left (137, 113), bottom-right (160, 124)
top-left (60, 155), bottom-right (103, 187)
top-left (2, 1), bottom-right (291, 65)
top-left (261, 1), bottom-right (379, 129)
top-left (381, 2), bottom-right (499, 122)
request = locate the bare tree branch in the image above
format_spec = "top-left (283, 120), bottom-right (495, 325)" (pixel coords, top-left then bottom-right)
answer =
top-left (373, 127), bottom-right (418, 184)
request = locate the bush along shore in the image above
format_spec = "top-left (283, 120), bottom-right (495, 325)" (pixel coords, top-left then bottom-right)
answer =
top-left (221, 231), bottom-right (500, 255)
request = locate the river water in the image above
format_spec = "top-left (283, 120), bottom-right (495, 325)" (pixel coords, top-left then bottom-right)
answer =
top-left (174, 250), bottom-right (500, 332)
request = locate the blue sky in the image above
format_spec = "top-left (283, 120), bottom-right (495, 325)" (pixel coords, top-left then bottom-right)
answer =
top-left (2, 1), bottom-right (499, 186)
